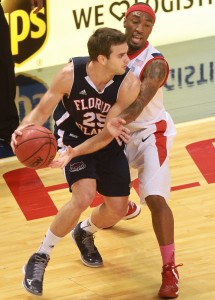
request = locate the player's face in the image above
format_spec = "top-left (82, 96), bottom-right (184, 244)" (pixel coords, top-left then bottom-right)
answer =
top-left (124, 11), bottom-right (154, 54)
top-left (105, 43), bottom-right (129, 75)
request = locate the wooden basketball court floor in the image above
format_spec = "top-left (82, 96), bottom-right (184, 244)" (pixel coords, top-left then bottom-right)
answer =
top-left (1, 117), bottom-right (215, 300)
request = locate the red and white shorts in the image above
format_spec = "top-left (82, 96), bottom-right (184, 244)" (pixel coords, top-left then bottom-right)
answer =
top-left (125, 117), bottom-right (176, 204)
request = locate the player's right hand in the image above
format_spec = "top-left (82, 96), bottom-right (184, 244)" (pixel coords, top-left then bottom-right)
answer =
top-left (11, 123), bottom-right (35, 152)
top-left (50, 146), bottom-right (74, 169)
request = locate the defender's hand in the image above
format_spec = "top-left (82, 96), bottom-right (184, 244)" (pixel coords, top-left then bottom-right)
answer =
top-left (107, 117), bottom-right (130, 146)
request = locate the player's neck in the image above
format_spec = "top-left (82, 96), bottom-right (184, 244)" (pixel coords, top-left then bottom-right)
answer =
top-left (87, 61), bottom-right (113, 92)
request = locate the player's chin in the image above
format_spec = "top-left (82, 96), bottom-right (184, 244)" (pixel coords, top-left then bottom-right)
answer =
top-left (119, 67), bottom-right (127, 74)
top-left (129, 41), bottom-right (142, 52)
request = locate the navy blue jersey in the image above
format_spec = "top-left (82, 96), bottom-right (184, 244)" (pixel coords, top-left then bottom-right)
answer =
top-left (53, 56), bottom-right (130, 142)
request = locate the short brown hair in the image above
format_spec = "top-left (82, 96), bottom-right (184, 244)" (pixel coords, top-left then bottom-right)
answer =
top-left (87, 27), bottom-right (126, 61)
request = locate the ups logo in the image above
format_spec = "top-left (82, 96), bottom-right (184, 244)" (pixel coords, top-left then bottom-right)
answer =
top-left (2, 0), bottom-right (48, 66)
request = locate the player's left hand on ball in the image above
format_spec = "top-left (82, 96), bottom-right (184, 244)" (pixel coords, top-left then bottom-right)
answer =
top-left (107, 117), bottom-right (130, 146)
top-left (11, 123), bottom-right (35, 152)
top-left (49, 146), bottom-right (74, 169)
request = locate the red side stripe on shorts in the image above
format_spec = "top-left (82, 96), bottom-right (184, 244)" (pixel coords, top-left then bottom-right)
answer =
top-left (155, 120), bottom-right (167, 166)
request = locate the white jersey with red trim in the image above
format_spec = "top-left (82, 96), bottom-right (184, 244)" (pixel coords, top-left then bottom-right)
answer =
top-left (125, 42), bottom-right (176, 203)
top-left (127, 42), bottom-right (175, 136)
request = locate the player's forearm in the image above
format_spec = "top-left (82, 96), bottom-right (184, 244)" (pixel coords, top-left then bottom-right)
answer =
top-left (119, 60), bottom-right (167, 124)
top-left (118, 94), bottom-right (145, 124)
top-left (73, 129), bottom-right (113, 157)
top-left (18, 108), bottom-right (49, 129)
top-left (118, 81), bottom-right (158, 124)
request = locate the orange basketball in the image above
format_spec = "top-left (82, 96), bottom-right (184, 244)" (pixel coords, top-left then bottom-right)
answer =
top-left (15, 125), bottom-right (57, 169)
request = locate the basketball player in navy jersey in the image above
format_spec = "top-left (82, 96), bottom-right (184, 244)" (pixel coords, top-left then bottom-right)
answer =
top-left (11, 27), bottom-right (141, 296)
top-left (51, 3), bottom-right (183, 299)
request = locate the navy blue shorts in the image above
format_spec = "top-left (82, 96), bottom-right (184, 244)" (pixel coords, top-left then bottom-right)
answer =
top-left (64, 140), bottom-right (130, 197)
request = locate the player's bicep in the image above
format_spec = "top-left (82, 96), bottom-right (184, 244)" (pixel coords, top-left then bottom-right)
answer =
top-left (143, 59), bottom-right (168, 88)
top-left (36, 64), bottom-right (73, 115)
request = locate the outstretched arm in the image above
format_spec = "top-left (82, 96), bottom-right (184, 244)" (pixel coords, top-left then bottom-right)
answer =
top-left (106, 59), bottom-right (168, 138)
top-left (50, 122), bottom-right (130, 169)
top-left (118, 59), bottom-right (168, 123)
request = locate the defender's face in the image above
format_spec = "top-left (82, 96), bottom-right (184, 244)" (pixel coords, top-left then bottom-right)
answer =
top-left (105, 43), bottom-right (129, 75)
top-left (124, 11), bottom-right (154, 54)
